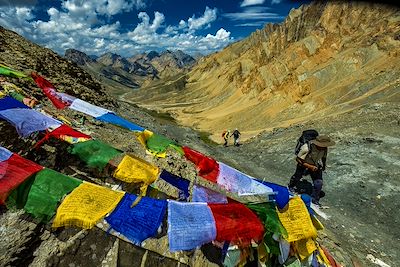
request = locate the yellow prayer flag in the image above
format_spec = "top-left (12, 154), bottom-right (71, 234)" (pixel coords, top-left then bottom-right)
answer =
top-left (294, 238), bottom-right (317, 260)
top-left (311, 215), bottom-right (324, 230)
top-left (113, 154), bottom-right (159, 184)
top-left (135, 129), bottom-right (153, 148)
top-left (277, 196), bottom-right (317, 242)
top-left (0, 91), bottom-right (5, 98)
top-left (52, 182), bottom-right (124, 229)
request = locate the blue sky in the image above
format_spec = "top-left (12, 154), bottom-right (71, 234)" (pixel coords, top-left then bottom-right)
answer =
top-left (0, 0), bottom-right (310, 57)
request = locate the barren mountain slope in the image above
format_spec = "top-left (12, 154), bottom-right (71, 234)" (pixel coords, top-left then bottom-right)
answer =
top-left (126, 1), bottom-right (400, 142)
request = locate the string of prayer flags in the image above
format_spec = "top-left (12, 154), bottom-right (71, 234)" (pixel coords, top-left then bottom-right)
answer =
top-left (167, 201), bottom-right (216, 251)
top-left (68, 140), bottom-right (122, 171)
top-left (52, 181), bottom-right (124, 229)
top-left (208, 203), bottom-right (264, 246)
top-left (35, 124), bottom-right (92, 148)
top-left (192, 185), bottom-right (227, 203)
top-left (182, 146), bottom-right (219, 183)
top-left (0, 65), bottom-right (27, 78)
top-left (0, 108), bottom-right (62, 137)
top-left (105, 193), bottom-right (167, 245)
top-left (97, 113), bottom-right (145, 132)
top-left (31, 72), bottom-right (71, 109)
top-left (216, 162), bottom-right (273, 197)
top-left (277, 196), bottom-right (317, 243)
top-left (159, 170), bottom-right (190, 200)
top-left (0, 153), bottom-right (43, 205)
top-left (23, 169), bottom-right (82, 223)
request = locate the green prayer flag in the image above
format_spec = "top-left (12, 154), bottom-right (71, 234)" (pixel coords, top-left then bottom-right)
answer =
top-left (6, 175), bottom-right (36, 209)
top-left (68, 140), bottom-right (122, 171)
top-left (23, 169), bottom-right (82, 223)
top-left (0, 65), bottom-right (27, 78)
top-left (247, 202), bottom-right (288, 256)
top-left (146, 133), bottom-right (176, 154)
top-left (9, 91), bottom-right (25, 102)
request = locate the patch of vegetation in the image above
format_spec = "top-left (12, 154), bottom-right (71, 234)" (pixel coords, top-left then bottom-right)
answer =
top-left (199, 131), bottom-right (219, 147)
top-left (144, 109), bottom-right (176, 124)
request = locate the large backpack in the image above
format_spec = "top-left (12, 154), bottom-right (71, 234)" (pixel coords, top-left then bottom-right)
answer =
top-left (221, 131), bottom-right (227, 138)
top-left (294, 129), bottom-right (319, 156)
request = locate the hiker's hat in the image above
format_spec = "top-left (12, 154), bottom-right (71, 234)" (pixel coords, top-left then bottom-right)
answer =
top-left (311, 135), bottom-right (335, 147)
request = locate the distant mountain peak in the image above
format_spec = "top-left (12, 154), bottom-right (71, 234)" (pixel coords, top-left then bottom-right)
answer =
top-left (65, 48), bottom-right (95, 66)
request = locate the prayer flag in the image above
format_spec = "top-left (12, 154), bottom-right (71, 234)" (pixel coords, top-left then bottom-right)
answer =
top-left (277, 196), bottom-right (317, 242)
top-left (52, 182), bottom-right (124, 229)
top-left (0, 108), bottom-right (62, 137)
top-left (182, 146), bottom-right (219, 182)
top-left (31, 72), bottom-right (71, 109)
top-left (113, 154), bottom-right (159, 185)
top-left (97, 113), bottom-right (145, 132)
top-left (69, 140), bottom-right (122, 171)
top-left (0, 154), bottom-right (43, 205)
top-left (209, 203), bottom-right (264, 246)
top-left (106, 193), bottom-right (167, 245)
top-left (168, 201), bottom-right (216, 251)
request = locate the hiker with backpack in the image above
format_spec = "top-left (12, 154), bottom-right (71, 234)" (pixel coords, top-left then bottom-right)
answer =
top-left (222, 130), bottom-right (230, 147)
top-left (231, 128), bottom-right (241, 146)
top-left (288, 130), bottom-right (335, 205)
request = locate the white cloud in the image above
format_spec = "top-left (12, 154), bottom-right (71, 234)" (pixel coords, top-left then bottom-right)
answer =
top-left (223, 6), bottom-right (283, 21)
top-left (62, 0), bottom-right (146, 17)
top-left (187, 6), bottom-right (217, 31)
top-left (129, 12), bottom-right (165, 44)
top-left (235, 21), bottom-right (266, 27)
top-left (0, 3), bottom-right (232, 57)
top-left (240, 0), bottom-right (265, 7)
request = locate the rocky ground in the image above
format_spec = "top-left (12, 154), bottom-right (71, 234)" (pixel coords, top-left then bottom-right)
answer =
top-left (0, 94), bottom-right (399, 267)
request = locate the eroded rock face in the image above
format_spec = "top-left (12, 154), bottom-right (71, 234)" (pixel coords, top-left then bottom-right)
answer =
top-left (126, 1), bottom-right (400, 142)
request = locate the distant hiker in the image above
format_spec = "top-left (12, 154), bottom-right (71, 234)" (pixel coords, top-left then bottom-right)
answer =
top-left (222, 130), bottom-right (230, 147)
top-left (231, 128), bottom-right (241, 146)
top-left (288, 132), bottom-right (335, 205)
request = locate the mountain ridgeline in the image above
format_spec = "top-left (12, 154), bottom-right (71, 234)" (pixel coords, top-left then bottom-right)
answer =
top-left (65, 49), bottom-right (196, 90)
top-left (125, 1), bottom-right (400, 142)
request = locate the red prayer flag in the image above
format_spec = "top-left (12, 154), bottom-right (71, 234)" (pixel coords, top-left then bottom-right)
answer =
top-left (35, 124), bottom-right (92, 148)
top-left (0, 154), bottom-right (43, 205)
top-left (31, 72), bottom-right (70, 109)
top-left (209, 203), bottom-right (265, 246)
top-left (182, 146), bottom-right (219, 183)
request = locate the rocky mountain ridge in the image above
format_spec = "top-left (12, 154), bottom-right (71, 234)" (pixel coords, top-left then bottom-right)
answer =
top-left (65, 48), bottom-right (196, 90)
